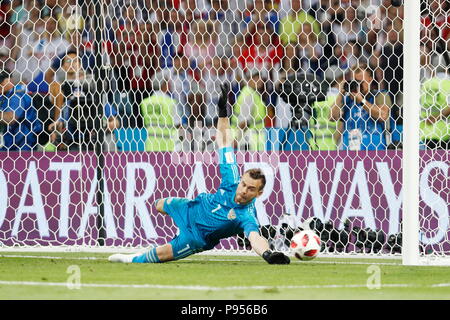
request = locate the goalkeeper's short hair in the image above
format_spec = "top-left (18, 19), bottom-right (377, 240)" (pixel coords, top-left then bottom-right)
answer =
top-left (244, 168), bottom-right (266, 190)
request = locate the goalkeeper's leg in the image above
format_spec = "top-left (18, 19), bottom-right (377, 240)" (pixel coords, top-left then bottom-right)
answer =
top-left (108, 233), bottom-right (202, 263)
top-left (131, 233), bottom-right (202, 263)
top-left (108, 243), bottom-right (173, 263)
top-left (109, 197), bottom-right (202, 263)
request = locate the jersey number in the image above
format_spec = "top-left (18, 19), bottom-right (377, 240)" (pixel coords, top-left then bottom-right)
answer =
top-left (211, 204), bottom-right (222, 213)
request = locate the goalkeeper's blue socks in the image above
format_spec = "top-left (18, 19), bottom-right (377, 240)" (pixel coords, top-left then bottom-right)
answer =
top-left (132, 247), bottom-right (161, 263)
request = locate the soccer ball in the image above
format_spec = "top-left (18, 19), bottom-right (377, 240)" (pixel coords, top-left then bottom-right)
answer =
top-left (290, 230), bottom-right (321, 261)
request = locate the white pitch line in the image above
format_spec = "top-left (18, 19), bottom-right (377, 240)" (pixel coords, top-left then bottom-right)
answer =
top-left (0, 280), bottom-right (418, 291)
top-left (431, 283), bottom-right (450, 287)
top-left (0, 254), bottom-right (400, 266)
top-left (0, 254), bottom-right (101, 260)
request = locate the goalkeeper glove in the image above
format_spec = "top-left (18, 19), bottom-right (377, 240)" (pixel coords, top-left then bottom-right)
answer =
top-left (262, 250), bottom-right (290, 265)
top-left (217, 82), bottom-right (230, 118)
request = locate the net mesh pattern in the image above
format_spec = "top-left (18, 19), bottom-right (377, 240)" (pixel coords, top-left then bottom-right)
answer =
top-left (0, 0), bottom-right (448, 258)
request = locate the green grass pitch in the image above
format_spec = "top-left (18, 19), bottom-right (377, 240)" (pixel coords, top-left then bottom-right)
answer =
top-left (1, 252), bottom-right (449, 300)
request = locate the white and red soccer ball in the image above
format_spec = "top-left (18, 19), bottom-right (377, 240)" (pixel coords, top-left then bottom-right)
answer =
top-left (290, 230), bottom-right (321, 261)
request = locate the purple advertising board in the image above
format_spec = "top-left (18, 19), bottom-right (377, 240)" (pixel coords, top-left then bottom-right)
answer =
top-left (0, 151), bottom-right (448, 253)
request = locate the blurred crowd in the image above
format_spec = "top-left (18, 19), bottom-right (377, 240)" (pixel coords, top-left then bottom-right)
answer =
top-left (0, 0), bottom-right (448, 151)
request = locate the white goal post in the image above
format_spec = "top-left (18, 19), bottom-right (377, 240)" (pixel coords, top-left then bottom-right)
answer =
top-left (403, 0), bottom-right (450, 266)
top-left (402, 0), bottom-right (421, 266)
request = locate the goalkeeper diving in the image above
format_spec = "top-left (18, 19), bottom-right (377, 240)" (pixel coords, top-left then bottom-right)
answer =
top-left (108, 83), bottom-right (290, 265)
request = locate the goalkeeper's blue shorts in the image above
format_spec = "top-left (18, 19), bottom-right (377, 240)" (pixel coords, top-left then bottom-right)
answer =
top-left (163, 197), bottom-right (205, 260)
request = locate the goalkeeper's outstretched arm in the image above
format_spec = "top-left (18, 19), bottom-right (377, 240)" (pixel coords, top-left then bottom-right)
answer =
top-left (216, 83), bottom-right (233, 149)
top-left (248, 231), bottom-right (290, 265)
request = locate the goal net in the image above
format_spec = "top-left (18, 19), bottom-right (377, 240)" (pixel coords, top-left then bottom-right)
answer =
top-left (0, 0), bottom-right (448, 264)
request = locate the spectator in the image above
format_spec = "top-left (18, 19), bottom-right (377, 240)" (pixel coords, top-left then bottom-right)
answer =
top-left (169, 53), bottom-right (191, 126)
top-left (230, 34), bottom-right (246, 86)
top-left (168, 53), bottom-right (192, 151)
top-left (157, 3), bottom-right (188, 70)
top-left (10, 1), bottom-right (44, 74)
top-left (202, 56), bottom-right (232, 150)
top-left (138, 0), bottom-right (157, 21)
top-left (232, 69), bottom-right (268, 151)
top-left (60, 27), bottom-right (95, 73)
top-left (279, 0), bottom-right (321, 76)
top-left (0, 71), bottom-right (42, 151)
top-left (0, 0), bottom-right (13, 49)
top-left (267, 72), bottom-right (314, 151)
top-left (9, 0), bottom-right (28, 26)
top-left (0, 46), bottom-right (13, 73)
top-left (227, 0), bottom-right (248, 20)
top-left (24, 26), bottom-right (95, 149)
top-left (183, 18), bottom-right (218, 149)
top-left (366, 0), bottom-right (395, 44)
top-left (141, 70), bottom-right (178, 151)
top-left (44, 102), bottom-right (120, 152)
top-left (421, 0), bottom-right (449, 67)
top-left (181, 0), bottom-right (203, 22)
top-left (8, 0), bottom-right (32, 67)
top-left (238, 21), bottom-right (284, 79)
top-left (308, 66), bottom-right (344, 150)
top-left (371, 19), bottom-right (403, 147)
top-left (102, 0), bottom-right (129, 42)
top-left (371, 15), bottom-right (403, 84)
top-left (421, 0), bottom-right (449, 42)
top-left (334, 40), bottom-right (367, 74)
top-left (278, 0), bottom-right (321, 48)
top-left (110, 4), bottom-right (161, 128)
top-left (292, 22), bottom-right (327, 77)
top-left (46, 51), bottom-right (119, 151)
top-left (111, 0), bottom-right (156, 22)
top-left (131, 23), bottom-right (159, 115)
top-left (279, 0), bottom-right (329, 19)
top-left (309, 0), bottom-right (345, 26)
top-left (241, 0), bottom-right (280, 48)
top-left (420, 68), bottom-right (450, 149)
top-left (184, 19), bottom-right (218, 77)
top-left (419, 43), bottom-right (445, 82)
top-left (331, 5), bottom-right (363, 48)
top-left (237, 20), bottom-right (282, 128)
top-left (332, 5), bottom-right (370, 71)
top-left (41, 0), bottom-right (62, 19)
top-left (206, 0), bottom-right (240, 57)
top-left (104, 0), bottom-right (135, 25)
top-left (30, 27), bottom-right (95, 95)
top-left (366, 0), bottom-right (403, 52)
top-left (307, 0), bottom-right (339, 65)
top-left (15, 14), bottom-right (70, 85)
top-left (330, 63), bottom-right (391, 150)
top-left (56, 0), bottom-right (84, 41)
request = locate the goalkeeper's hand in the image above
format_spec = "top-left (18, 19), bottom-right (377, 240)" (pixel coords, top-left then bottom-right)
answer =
top-left (217, 82), bottom-right (230, 118)
top-left (262, 250), bottom-right (291, 265)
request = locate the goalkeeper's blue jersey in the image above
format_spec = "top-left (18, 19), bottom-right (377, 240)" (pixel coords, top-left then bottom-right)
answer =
top-left (188, 147), bottom-right (260, 250)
